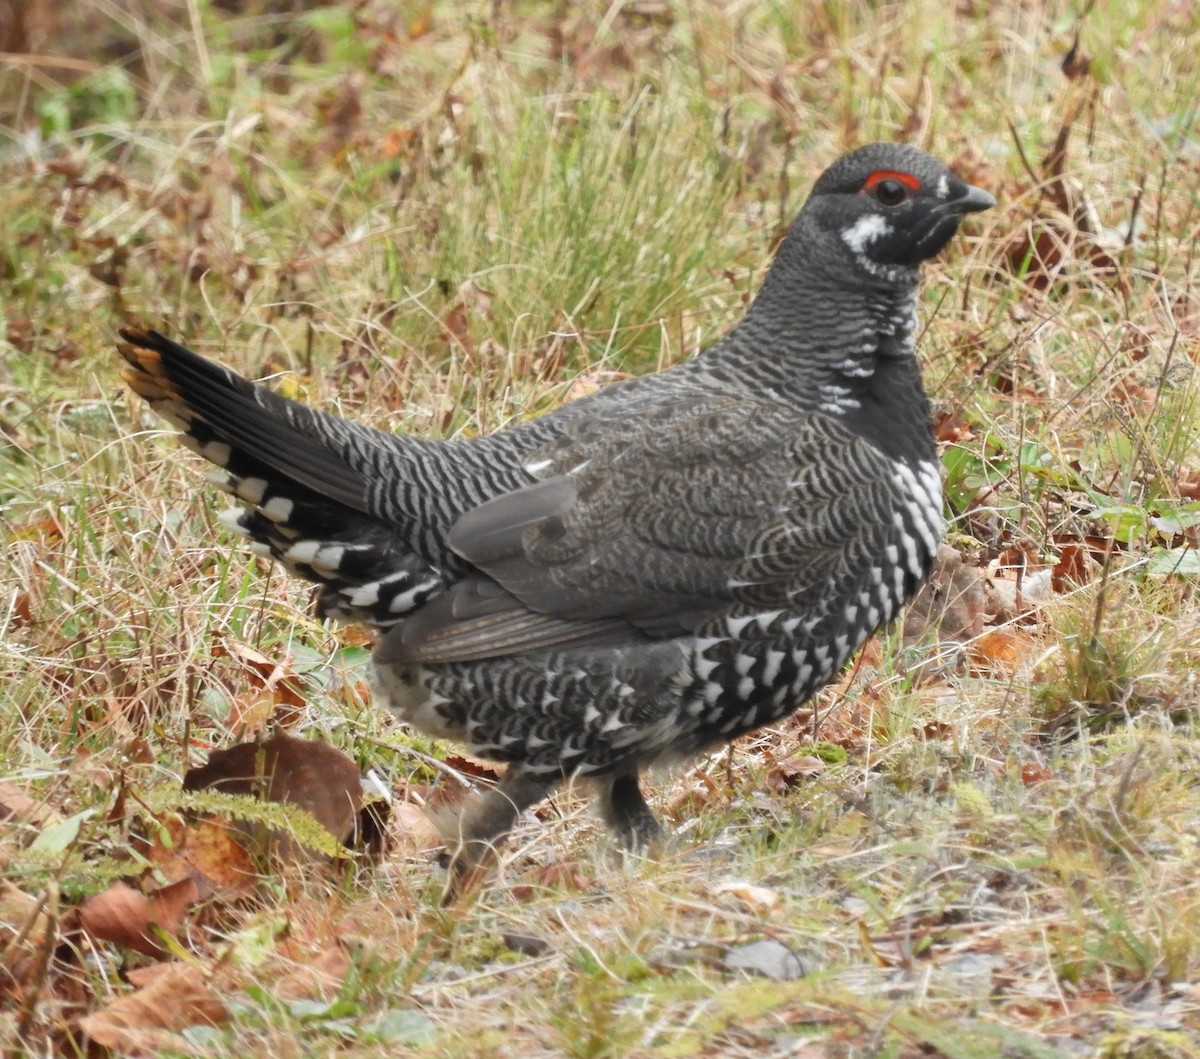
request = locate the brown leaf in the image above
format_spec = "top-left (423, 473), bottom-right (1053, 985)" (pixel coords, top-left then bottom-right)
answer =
top-left (932, 411), bottom-right (974, 444)
top-left (407, 5), bottom-right (434, 39)
top-left (969, 628), bottom-right (1038, 673)
top-left (440, 300), bottom-right (471, 355)
top-left (1051, 540), bottom-right (1097, 592)
top-left (275, 941), bottom-right (352, 1001)
top-left (1177, 473), bottom-right (1200, 501)
top-left (712, 881), bottom-right (780, 913)
top-left (1020, 762), bottom-right (1054, 785)
top-left (225, 688), bottom-right (281, 740)
top-left (441, 753), bottom-right (502, 783)
top-left (439, 279), bottom-right (495, 357)
top-left (512, 858), bottom-right (592, 900)
top-left (149, 814), bottom-right (257, 895)
top-left (184, 733), bottom-right (363, 863)
top-left (563, 369), bottom-right (630, 404)
top-left (0, 882), bottom-right (54, 968)
top-left (9, 590), bottom-right (35, 628)
top-left (212, 639), bottom-right (306, 733)
top-left (903, 546), bottom-right (986, 653)
top-left (390, 799), bottom-right (443, 854)
top-left (79, 878), bottom-right (200, 958)
top-left (766, 755), bottom-right (826, 792)
top-left (80, 962), bottom-right (228, 1050)
top-left (0, 782), bottom-right (60, 831)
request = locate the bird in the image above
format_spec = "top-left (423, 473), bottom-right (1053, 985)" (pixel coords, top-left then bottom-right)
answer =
top-left (119, 142), bottom-right (994, 892)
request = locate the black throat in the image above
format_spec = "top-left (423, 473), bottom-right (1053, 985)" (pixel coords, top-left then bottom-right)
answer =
top-left (837, 349), bottom-right (936, 468)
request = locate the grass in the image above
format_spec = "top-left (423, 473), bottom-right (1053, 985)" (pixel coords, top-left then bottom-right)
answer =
top-left (3, 0), bottom-right (1200, 1054)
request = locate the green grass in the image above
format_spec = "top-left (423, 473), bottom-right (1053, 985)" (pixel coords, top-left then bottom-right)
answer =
top-left (3, 0), bottom-right (1200, 1055)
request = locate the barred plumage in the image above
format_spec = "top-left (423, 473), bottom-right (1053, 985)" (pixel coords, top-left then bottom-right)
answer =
top-left (118, 142), bottom-right (993, 891)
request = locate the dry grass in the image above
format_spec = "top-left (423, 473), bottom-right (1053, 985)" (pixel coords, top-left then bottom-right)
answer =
top-left (3, 0), bottom-right (1200, 1055)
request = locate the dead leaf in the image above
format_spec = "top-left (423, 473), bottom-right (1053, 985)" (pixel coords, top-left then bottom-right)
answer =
top-left (79, 878), bottom-right (200, 958)
top-left (0, 782), bottom-right (60, 831)
top-left (502, 932), bottom-right (551, 957)
top-left (903, 546), bottom-right (987, 653)
top-left (275, 940), bottom-right (352, 1001)
top-left (511, 859), bottom-right (592, 900)
top-left (439, 279), bottom-right (495, 357)
top-left (441, 753), bottom-right (502, 783)
top-left (562, 369), bottom-right (630, 404)
top-left (80, 962), bottom-right (228, 1050)
top-left (969, 628), bottom-right (1039, 673)
top-left (9, 590), bottom-right (35, 627)
top-left (932, 410), bottom-right (974, 444)
top-left (0, 882), bottom-right (54, 967)
top-left (149, 814), bottom-right (257, 894)
top-left (1051, 540), bottom-right (1097, 592)
top-left (390, 799), bottom-right (442, 854)
top-left (183, 733), bottom-right (363, 864)
top-left (986, 567), bottom-right (1054, 623)
top-left (212, 639), bottom-right (306, 734)
top-left (1061, 34), bottom-right (1091, 80)
top-left (1006, 105), bottom-right (1126, 293)
top-left (766, 754), bottom-right (826, 791)
top-left (407, 5), bottom-right (434, 39)
top-left (712, 881), bottom-right (780, 913)
top-left (1020, 762), bottom-right (1054, 785)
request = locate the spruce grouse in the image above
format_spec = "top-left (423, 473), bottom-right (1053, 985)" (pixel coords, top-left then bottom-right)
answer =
top-left (119, 142), bottom-right (994, 887)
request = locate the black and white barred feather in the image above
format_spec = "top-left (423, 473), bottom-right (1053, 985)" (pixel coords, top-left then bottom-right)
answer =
top-left (119, 142), bottom-right (992, 882)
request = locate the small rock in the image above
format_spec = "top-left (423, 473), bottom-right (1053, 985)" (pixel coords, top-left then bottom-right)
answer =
top-left (502, 932), bottom-right (551, 957)
top-left (722, 939), bottom-right (812, 981)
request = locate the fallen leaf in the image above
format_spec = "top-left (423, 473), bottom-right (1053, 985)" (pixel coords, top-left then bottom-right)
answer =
top-left (903, 546), bottom-right (987, 653)
top-left (79, 878), bottom-right (200, 958)
top-left (511, 859), bottom-right (592, 900)
top-left (712, 881), bottom-right (780, 913)
top-left (0, 882), bottom-right (54, 962)
top-left (183, 733), bottom-right (364, 864)
top-left (275, 941), bottom-right (352, 1001)
top-left (80, 962), bottom-right (228, 1049)
top-left (1061, 34), bottom-right (1091, 80)
top-left (212, 639), bottom-right (306, 733)
top-left (502, 932), bottom-right (551, 957)
top-left (439, 279), bottom-right (495, 358)
top-left (932, 410), bottom-right (974, 444)
top-left (1020, 762), bottom-right (1054, 785)
top-left (149, 813), bottom-right (257, 894)
top-left (0, 782), bottom-right (60, 831)
top-left (986, 567), bottom-right (1054, 623)
top-left (390, 799), bottom-right (442, 854)
top-left (1051, 540), bottom-right (1097, 592)
top-left (440, 753), bottom-right (502, 783)
top-left (766, 754), bottom-right (826, 791)
top-left (969, 628), bottom-right (1039, 673)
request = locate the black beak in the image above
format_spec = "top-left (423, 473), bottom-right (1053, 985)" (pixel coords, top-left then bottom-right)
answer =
top-left (947, 183), bottom-right (996, 215)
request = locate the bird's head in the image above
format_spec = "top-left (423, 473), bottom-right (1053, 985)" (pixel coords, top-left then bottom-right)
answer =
top-left (803, 142), bottom-right (995, 275)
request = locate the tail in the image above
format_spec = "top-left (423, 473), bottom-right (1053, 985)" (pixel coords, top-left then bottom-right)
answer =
top-left (118, 328), bottom-right (446, 626)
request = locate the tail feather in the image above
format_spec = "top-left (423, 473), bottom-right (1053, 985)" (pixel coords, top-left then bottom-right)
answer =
top-left (119, 328), bottom-right (446, 626)
top-left (119, 328), bottom-right (371, 512)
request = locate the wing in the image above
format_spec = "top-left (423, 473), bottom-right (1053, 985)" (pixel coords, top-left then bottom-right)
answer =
top-left (376, 394), bottom-right (904, 664)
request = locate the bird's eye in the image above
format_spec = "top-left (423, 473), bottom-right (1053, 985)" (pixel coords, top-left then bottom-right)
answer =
top-left (861, 169), bottom-right (919, 206)
top-left (873, 178), bottom-right (908, 206)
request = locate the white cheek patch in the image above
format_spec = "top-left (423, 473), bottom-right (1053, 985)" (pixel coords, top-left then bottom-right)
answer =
top-left (936, 174), bottom-right (949, 199)
top-left (841, 213), bottom-right (892, 253)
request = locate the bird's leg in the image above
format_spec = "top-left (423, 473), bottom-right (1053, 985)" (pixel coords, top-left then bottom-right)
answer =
top-left (595, 769), bottom-right (664, 851)
top-left (441, 768), bottom-right (556, 904)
